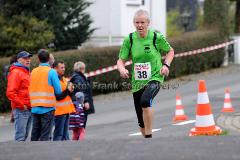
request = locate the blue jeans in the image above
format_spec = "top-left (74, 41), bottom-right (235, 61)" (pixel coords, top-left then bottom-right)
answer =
top-left (31, 110), bottom-right (54, 141)
top-left (53, 114), bottom-right (70, 141)
top-left (13, 108), bottom-right (32, 141)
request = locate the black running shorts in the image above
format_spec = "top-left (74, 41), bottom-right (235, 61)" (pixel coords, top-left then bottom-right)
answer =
top-left (133, 80), bottom-right (160, 128)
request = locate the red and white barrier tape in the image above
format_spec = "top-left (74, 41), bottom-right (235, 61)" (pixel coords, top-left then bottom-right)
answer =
top-left (174, 40), bottom-right (235, 58)
top-left (85, 40), bottom-right (236, 78)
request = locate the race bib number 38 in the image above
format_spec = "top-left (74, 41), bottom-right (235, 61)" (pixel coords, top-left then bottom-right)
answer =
top-left (134, 62), bottom-right (151, 80)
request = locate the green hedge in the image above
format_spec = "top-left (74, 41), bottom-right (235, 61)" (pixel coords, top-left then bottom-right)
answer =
top-left (0, 30), bottom-right (226, 112)
top-left (169, 31), bottom-right (225, 78)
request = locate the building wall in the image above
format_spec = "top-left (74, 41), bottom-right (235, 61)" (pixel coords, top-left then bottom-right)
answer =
top-left (87, 0), bottom-right (121, 36)
top-left (151, 0), bottom-right (167, 35)
top-left (121, 0), bottom-right (166, 36)
top-left (84, 0), bottom-right (166, 47)
top-left (120, 0), bottom-right (147, 35)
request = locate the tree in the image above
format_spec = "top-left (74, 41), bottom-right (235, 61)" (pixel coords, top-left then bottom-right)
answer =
top-left (231, 0), bottom-right (240, 33)
top-left (0, 15), bottom-right (54, 56)
top-left (167, 9), bottom-right (184, 38)
top-left (1, 0), bottom-right (95, 50)
top-left (236, 0), bottom-right (240, 33)
top-left (204, 0), bottom-right (229, 38)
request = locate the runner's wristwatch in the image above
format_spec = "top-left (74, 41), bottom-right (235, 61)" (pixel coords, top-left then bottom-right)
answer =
top-left (163, 63), bottom-right (170, 69)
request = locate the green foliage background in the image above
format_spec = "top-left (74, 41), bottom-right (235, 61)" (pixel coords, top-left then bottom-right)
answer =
top-left (0, 0), bottom-right (94, 51)
top-left (0, 15), bottom-right (54, 57)
top-left (204, 0), bottom-right (230, 38)
top-left (167, 9), bottom-right (184, 38)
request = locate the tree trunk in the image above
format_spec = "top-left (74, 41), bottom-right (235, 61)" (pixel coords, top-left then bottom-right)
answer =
top-left (236, 0), bottom-right (240, 33)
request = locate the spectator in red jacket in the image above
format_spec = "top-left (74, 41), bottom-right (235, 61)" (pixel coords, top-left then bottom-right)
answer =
top-left (6, 51), bottom-right (32, 141)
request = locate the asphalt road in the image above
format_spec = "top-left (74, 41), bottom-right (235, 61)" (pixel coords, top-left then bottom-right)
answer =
top-left (1, 137), bottom-right (240, 160)
top-left (1, 64), bottom-right (240, 160)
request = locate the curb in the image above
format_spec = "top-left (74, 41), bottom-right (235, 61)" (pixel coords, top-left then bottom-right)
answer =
top-left (216, 112), bottom-right (240, 134)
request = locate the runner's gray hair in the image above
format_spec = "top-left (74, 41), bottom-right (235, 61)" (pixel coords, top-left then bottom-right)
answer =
top-left (73, 61), bottom-right (85, 72)
top-left (133, 9), bottom-right (150, 23)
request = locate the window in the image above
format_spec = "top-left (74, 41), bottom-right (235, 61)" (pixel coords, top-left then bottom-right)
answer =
top-left (126, 0), bottom-right (141, 6)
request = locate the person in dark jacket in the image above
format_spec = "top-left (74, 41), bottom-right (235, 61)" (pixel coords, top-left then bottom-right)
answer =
top-left (70, 61), bottom-right (95, 129)
top-left (3, 55), bottom-right (18, 81)
top-left (3, 55), bottom-right (18, 123)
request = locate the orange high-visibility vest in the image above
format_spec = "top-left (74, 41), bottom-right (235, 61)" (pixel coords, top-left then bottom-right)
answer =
top-left (55, 77), bottom-right (75, 116)
top-left (29, 66), bottom-right (56, 107)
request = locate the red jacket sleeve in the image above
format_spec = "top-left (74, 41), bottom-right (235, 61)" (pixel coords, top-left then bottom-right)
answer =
top-left (6, 70), bottom-right (24, 108)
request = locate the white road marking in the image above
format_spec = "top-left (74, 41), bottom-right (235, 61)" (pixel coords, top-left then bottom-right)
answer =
top-left (128, 128), bottom-right (161, 136)
top-left (173, 120), bottom-right (196, 126)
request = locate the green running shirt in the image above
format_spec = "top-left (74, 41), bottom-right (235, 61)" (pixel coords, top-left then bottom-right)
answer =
top-left (119, 30), bottom-right (171, 93)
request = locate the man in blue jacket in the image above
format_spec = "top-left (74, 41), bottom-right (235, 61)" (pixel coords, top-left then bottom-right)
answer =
top-left (30, 49), bottom-right (62, 141)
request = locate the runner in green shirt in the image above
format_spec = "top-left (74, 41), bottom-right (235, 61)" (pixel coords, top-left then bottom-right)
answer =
top-left (117, 9), bottom-right (174, 138)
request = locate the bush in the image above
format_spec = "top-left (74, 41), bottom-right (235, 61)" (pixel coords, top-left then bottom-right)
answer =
top-left (204, 0), bottom-right (230, 38)
top-left (167, 9), bottom-right (184, 38)
top-left (169, 30), bottom-right (225, 78)
top-left (0, 15), bottom-right (54, 57)
top-left (0, 30), bottom-right (226, 112)
top-left (0, 57), bottom-right (11, 112)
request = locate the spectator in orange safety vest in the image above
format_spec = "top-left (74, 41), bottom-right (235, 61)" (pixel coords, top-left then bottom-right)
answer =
top-left (30, 49), bottom-right (66, 141)
top-left (52, 60), bottom-right (75, 141)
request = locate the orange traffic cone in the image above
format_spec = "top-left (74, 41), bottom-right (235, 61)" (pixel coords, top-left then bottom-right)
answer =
top-left (221, 88), bottom-right (234, 113)
top-left (189, 80), bottom-right (222, 136)
top-left (173, 94), bottom-right (188, 122)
